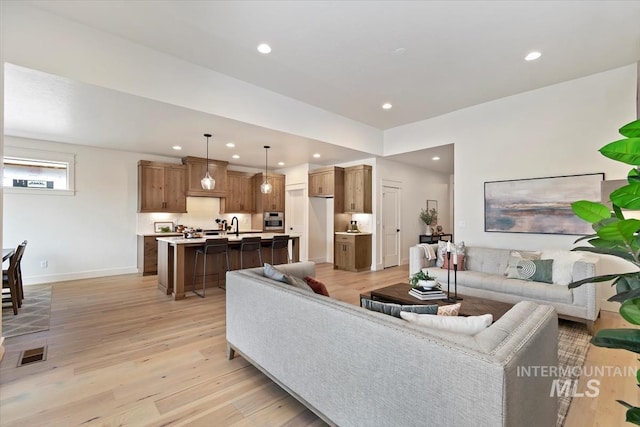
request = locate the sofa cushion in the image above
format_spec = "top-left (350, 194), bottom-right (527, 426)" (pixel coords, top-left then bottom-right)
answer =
top-left (284, 274), bottom-right (314, 292)
top-left (465, 247), bottom-right (511, 275)
top-left (436, 240), bottom-right (465, 267)
top-left (361, 298), bottom-right (438, 318)
top-left (263, 263), bottom-right (288, 282)
top-left (541, 250), bottom-right (586, 285)
top-left (400, 311), bottom-right (493, 335)
top-left (507, 258), bottom-right (554, 284)
top-left (442, 254), bottom-right (465, 271)
top-left (505, 250), bottom-right (541, 276)
top-left (304, 276), bottom-right (330, 297)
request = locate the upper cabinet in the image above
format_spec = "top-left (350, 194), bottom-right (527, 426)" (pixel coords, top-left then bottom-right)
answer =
top-left (343, 165), bottom-right (372, 213)
top-left (254, 173), bottom-right (285, 212)
top-left (182, 156), bottom-right (228, 198)
top-left (308, 166), bottom-right (344, 198)
top-left (220, 171), bottom-right (255, 213)
top-left (138, 160), bottom-right (187, 213)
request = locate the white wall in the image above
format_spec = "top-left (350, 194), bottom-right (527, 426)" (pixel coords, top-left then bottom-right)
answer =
top-left (3, 136), bottom-right (184, 284)
top-left (385, 65), bottom-right (637, 251)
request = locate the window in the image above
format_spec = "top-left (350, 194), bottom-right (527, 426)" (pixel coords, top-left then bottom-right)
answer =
top-left (3, 147), bottom-right (75, 195)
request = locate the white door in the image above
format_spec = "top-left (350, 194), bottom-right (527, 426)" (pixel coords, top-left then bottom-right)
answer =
top-left (382, 186), bottom-right (400, 268)
top-left (286, 187), bottom-right (306, 261)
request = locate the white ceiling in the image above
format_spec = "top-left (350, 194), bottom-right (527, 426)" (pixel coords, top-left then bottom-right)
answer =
top-left (5, 1), bottom-right (640, 174)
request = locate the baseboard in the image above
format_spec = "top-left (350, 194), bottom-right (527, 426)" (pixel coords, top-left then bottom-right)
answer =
top-left (23, 267), bottom-right (139, 285)
top-left (308, 257), bottom-right (327, 264)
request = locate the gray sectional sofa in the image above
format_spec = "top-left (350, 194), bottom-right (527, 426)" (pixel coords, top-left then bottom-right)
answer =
top-left (410, 244), bottom-right (603, 333)
top-left (226, 261), bottom-right (559, 427)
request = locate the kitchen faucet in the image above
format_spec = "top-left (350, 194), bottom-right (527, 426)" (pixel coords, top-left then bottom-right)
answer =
top-left (231, 216), bottom-right (239, 236)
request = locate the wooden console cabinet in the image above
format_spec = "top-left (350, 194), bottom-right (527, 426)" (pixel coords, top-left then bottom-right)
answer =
top-left (138, 160), bottom-right (187, 213)
top-left (334, 232), bottom-right (372, 272)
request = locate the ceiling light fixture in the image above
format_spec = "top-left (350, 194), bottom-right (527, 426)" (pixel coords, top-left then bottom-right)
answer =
top-left (257, 43), bottom-right (272, 54)
top-left (525, 51), bottom-right (542, 61)
top-left (382, 103), bottom-right (392, 110)
top-left (313, 153), bottom-right (321, 158)
top-left (226, 142), bottom-right (235, 148)
top-left (277, 161), bottom-right (285, 166)
top-left (232, 154), bottom-right (240, 159)
top-left (172, 145), bottom-right (182, 150)
top-left (201, 133), bottom-right (215, 190)
top-left (432, 156), bottom-right (440, 161)
top-left (260, 145), bottom-right (272, 194)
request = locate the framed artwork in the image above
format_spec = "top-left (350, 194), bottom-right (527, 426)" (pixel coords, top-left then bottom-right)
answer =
top-left (484, 173), bottom-right (604, 235)
top-left (154, 221), bottom-right (174, 233)
top-left (427, 200), bottom-right (438, 212)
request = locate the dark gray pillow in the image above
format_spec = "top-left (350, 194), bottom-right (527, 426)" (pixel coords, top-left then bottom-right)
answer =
top-left (361, 298), bottom-right (438, 318)
top-left (284, 274), bottom-right (314, 293)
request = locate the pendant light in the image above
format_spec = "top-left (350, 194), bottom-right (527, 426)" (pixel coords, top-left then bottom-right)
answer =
top-left (260, 145), bottom-right (272, 194)
top-left (201, 133), bottom-right (215, 190)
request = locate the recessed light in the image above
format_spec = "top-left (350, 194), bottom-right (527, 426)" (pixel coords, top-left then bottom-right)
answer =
top-left (392, 47), bottom-right (406, 56)
top-left (313, 153), bottom-right (321, 158)
top-left (432, 156), bottom-right (440, 161)
top-left (277, 161), bottom-right (285, 166)
top-left (226, 142), bottom-right (235, 148)
top-left (232, 154), bottom-right (240, 159)
top-left (172, 145), bottom-right (182, 150)
top-left (257, 43), bottom-right (272, 54)
top-left (525, 51), bottom-right (542, 61)
top-left (382, 103), bottom-right (392, 110)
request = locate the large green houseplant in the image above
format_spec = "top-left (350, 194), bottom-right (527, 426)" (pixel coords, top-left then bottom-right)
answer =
top-left (571, 118), bottom-right (640, 425)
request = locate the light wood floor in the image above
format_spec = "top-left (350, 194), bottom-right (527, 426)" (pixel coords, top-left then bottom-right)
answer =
top-left (0, 263), bottom-right (636, 426)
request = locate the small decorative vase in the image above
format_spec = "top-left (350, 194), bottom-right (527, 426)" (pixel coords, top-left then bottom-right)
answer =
top-left (418, 279), bottom-right (437, 289)
top-left (424, 225), bottom-right (432, 235)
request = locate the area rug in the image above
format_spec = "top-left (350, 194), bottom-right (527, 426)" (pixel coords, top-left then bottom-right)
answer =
top-left (1, 284), bottom-right (52, 338)
top-left (557, 320), bottom-right (591, 427)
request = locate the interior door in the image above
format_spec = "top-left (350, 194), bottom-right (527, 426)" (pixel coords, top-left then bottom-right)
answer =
top-left (382, 186), bottom-right (400, 268)
top-left (286, 187), bottom-right (306, 261)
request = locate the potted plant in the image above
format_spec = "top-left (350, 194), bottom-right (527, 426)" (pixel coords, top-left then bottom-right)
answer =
top-left (410, 270), bottom-right (438, 288)
top-left (420, 207), bottom-right (438, 235)
top-left (570, 118), bottom-right (640, 425)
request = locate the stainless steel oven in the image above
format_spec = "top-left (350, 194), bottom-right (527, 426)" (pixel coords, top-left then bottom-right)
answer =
top-left (263, 212), bottom-right (284, 230)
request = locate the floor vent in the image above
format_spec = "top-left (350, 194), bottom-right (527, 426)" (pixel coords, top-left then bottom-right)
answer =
top-left (18, 346), bottom-right (47, 367)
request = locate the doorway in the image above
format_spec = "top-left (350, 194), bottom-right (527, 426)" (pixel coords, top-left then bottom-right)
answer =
top-left (382, 185), bottom-right (400, 268)
top-left (285, 186), bottom-right (306, 261)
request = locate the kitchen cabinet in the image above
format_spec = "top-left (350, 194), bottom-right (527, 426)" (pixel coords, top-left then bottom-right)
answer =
top-left (221, 171), bottom-right (255, 213)
top-left (254, 173), bottom-right (285, 212)
top-left (182, 156), bottom-right (228, 198)
top-left (343, 165), bottom-right (372, 213)
top-left (334, 233), bottom-right (372, 272)
top-left (308, 166), bottom-right (344, 198)
top-left (138, 160), bottom-right (187, 213)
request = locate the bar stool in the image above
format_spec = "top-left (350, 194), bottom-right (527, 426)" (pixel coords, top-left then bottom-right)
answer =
top-left (240, 236), bottom-right (262, 269)
top-left (192, 238), bottom-right (229, 297)
top-left (268, 235), bottom-right (290, 265)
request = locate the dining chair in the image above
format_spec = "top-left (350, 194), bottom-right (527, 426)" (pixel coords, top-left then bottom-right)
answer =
top-left (2, 243), bottom-right (25, 315)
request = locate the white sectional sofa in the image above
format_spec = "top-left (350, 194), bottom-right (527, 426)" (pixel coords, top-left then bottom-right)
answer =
top-left (226, 261), bottom-right (559, 427)
top-left (410, 244), bottom-right (603, 333)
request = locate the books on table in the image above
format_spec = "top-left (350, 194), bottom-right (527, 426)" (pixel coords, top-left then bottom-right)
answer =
top-left (408, 287), bottom-right (447, 300)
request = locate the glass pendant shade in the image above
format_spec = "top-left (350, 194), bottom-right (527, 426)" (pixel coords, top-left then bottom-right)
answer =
top-left (260, 145), bottom-right (272, 194)
top-left (201, 133), bottom-right (215, 190)
top-left (201, 172), bottom-right (215, 190)
top-left (260, 180), bottom-right (272, 194)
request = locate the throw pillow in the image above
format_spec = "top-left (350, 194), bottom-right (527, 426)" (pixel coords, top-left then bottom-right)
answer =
top-left (400, 312), bottom-right (493, 335)
top-left (442, 254), bottom-right (465, 271)
top-left (540, 250), bottom-right (585, 285)
top-left (361, 298), bottom-right (438, 318)
top-left (304, 276), bottom-right (331, 297)
top-left (437, 303), bottom-right (461, 316)
top-left (263, 263), bottom-right (288, 283)
top-left (507, 259), bottom-right (554, 284)
top-left (436, 241), bottom-right (465, 268)
top-left (504, 250), bottom-right (541, 276)
top-left (284, 274), bottom-right (314, 292)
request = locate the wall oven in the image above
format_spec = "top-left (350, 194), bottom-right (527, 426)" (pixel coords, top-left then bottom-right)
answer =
top-left (263, 212), bottom-right (284, 230)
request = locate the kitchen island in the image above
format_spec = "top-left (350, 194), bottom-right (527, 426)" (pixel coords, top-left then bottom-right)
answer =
top-left (156, 233), bottom-right (300, 300)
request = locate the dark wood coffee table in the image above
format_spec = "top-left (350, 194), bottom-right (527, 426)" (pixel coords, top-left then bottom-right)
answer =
top-left (361, 283), bottom-right (514, 320)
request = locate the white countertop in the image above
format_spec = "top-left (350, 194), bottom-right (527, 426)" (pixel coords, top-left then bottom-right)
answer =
top-left (156, 232), bottom-right (301, 245)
